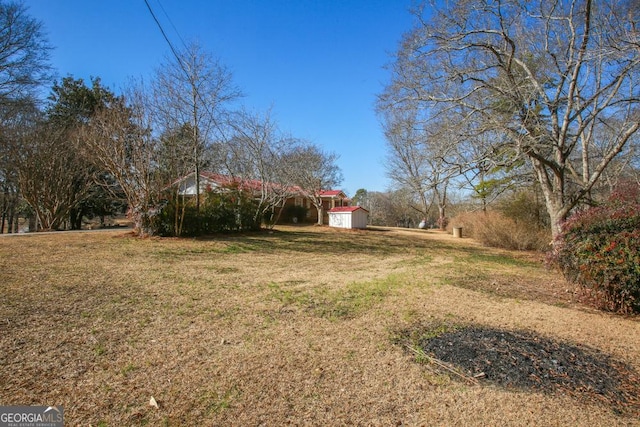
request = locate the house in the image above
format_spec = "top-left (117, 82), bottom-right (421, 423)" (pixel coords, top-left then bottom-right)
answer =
top-left (318, 190), bottom-right (349, 210)
top-left (311, 190), bottom-right (350, 224)
top-left (328, 206), bottom-right (369, 229)
top-left (171, 172), bottom-right (348, 224)
top-left (173, 172), bottom-right (263, 196)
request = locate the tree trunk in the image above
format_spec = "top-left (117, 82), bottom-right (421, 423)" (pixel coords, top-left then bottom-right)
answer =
top-left (435, 185), bottom-right (448, 230)
top-left (12, 211), bottom-right (18, 233)
top-left (530, 158), bottom-right (566, 243)
top-left (538, 182), bottom-right (566, 243)
top-left (132, 211), bottom-right (155, 237)
top-left (7, 201), bottom-right (18, 233)
top-left (70, 207), bottom-right (83, 230)
top-left (316, 206), bottom-right (323, 225)
top-left (548, 208), bottom-right (565, 243)
top-left (438, 205), bottom-right (446, 230)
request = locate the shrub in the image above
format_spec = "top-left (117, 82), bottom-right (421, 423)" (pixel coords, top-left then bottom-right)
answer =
top-left (157, 189), bottom-right (260, 236)
top-left (498, 189), bottom-right (549, 230)
top-left (280, 205), bottom-right (308, 223)
top-left (449, 210), bottom-right (551, 251)
top-left (550, 183), bottom-right (640, 314)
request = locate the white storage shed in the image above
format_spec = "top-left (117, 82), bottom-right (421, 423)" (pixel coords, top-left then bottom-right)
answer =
top-left (328, 206), bottom-right (369, 229)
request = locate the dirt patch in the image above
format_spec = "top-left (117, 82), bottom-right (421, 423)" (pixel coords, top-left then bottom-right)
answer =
top-left (400, 323), bottom-right (640, 416)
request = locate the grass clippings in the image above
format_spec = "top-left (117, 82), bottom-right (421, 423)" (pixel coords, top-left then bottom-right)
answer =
top-left (1, 225), bottom-right (639, 426)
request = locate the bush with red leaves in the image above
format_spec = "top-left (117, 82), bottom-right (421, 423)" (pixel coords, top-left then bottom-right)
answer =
top-left (551, 182), bottom-right (640, 314)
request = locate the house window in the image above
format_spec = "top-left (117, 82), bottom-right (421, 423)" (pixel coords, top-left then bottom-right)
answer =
top-left (295, 197), bottom-right (303, 207)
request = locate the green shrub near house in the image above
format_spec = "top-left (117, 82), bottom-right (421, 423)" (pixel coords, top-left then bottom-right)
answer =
top-left (280, 205), bottom-right (308, 224)
top-left (157, 189), bottom-right (260, 236)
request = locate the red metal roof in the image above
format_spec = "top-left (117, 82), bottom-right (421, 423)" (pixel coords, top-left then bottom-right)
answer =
top-left (318, 190), bottom-right (345, 197)
top-left (328, 206), bottom-right (368, 213)
top-left (197, 172), bottom-right (303, 194)
top-left (173, 172), bottom-right (344, 197)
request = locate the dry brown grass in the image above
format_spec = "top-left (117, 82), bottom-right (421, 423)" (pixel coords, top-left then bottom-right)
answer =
top-left (449, 210), bottom-right (551, 251)
top-left (1, 225), bottom-right (639, 426)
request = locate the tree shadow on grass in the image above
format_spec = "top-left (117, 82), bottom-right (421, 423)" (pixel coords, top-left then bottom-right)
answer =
top-left (194, 228), bottom-right (442, 256)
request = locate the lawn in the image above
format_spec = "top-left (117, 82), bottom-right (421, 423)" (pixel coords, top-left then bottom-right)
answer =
top-left (1, 225), bottom-right (639, 426)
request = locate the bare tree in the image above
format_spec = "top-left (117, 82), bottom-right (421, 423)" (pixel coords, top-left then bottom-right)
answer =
top-left (379, 107), bottom-right (432, 218)
top-left (386, 0), bottom-right (640, 239)
top-left (152, 41), bottom-right (242, 212)
top-left (284, 144), bottom-right (343, 225)
top-left (0, 0), bottom-right (52, 231)
top-left (377, 103), bottom-right (460, 229)
top-left (454, 126), bottom-right (533, 213)
top-left (18, 119), bottom-right (94, 231)
top-left (0, 104), bottom-right (34, 232)
top-left (590, 120), bottom-right (640, 195)
top-left (156, 122), bottom-right (195, 236)
top-left (367, 189), bottom-right (423, 228)
top-left (0, 158), bottom-right (20, 233)
top-left (0, 1), bottom-right (52, 103)
top-left (223, 108), bottom-right (300, 228)
top-left (79, 87), bottom-right (160, 236)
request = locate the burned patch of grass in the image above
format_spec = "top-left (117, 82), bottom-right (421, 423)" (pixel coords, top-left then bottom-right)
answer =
top-left (396, 322), bottom-right (640, 416)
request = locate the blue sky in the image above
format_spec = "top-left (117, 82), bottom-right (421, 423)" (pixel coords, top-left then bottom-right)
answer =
top-left (24, 0), bottom-right (417, 196)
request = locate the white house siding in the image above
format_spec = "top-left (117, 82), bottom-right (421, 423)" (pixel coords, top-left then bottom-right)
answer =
top-left (177, 175), bottom-right (197, 195)
top-left (177, 175), bottom-right (218, 195)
